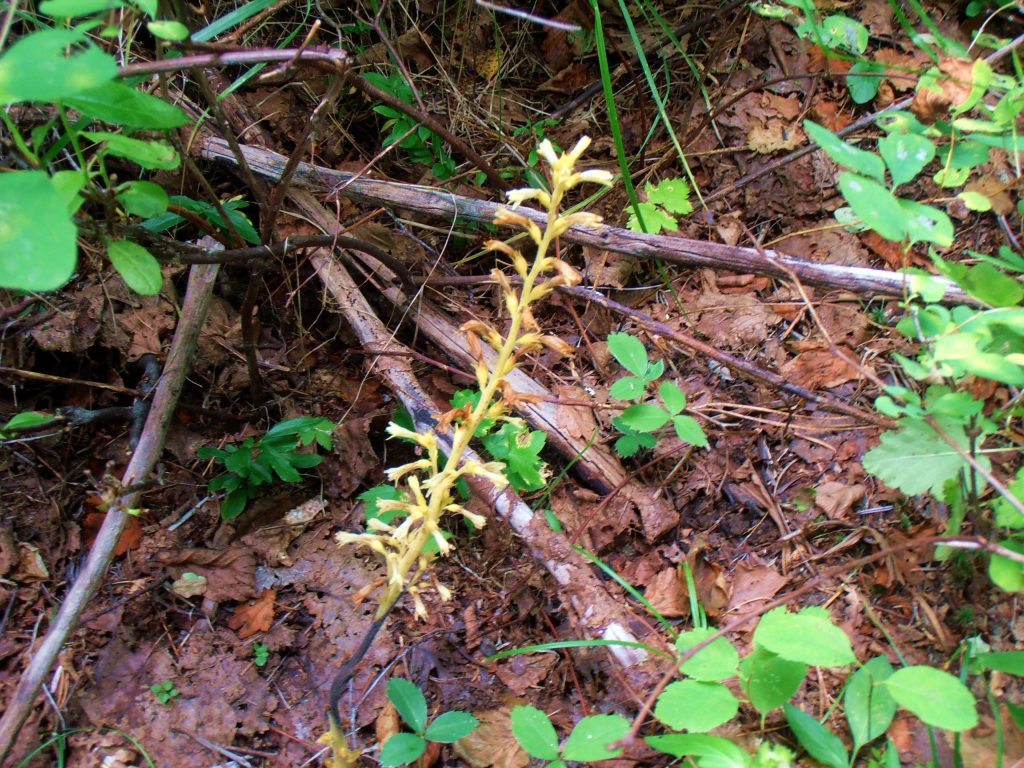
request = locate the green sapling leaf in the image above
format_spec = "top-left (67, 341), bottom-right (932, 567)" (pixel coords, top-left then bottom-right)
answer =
top-left (804, 121), bottom-right (885, 182)
top-left (0, 29), bottom-right (117, 104)
top-left (658, 381), bottom-right (687, 415)
top-left (878, 133), bottom-right (935, 187)
top-left (0, 171), bottom-right (77, 292)
top-left (510, 706), bottom-right (560, 761)
top-left (881, 666), bottom-right (978, 731)
top-left (654, 680), bottom-right (739, 732)
top-left (754, 606), bottom-right (856, 667)
top-left (617, 404), bottom-right (672, 433)
top-left (646, 178), bottom-right (693, 215)
top-left (609, 376), bottom-right (647, 400)
top-left (627, 202), bottom-right (677, 234)
top-left (117, 181), bottom-right (170, 218)
top-left (607, 333), bottom-right (650, 378)
top-left (673, 415), bottom-right (709, 448)
top-left (845, 656), bottom-right (896, 750)
top-left (561, 714), bottom-right (630, 762)
top-left (739, 646), bottom-right (808, 714)
top-left (675, 627), bottom-right (739, 681)
top-left (425, 711), bottom-right (478, 743)
top-left (387, 679), bottom-right (428, 734)
top-left (379, 733), bottom-right (427, 767)
top-left (66, 81), bottom-right (189, 129)
top-left (107, 240), bottom-right (163, 295)
top-left (783, 705), bottom-right (848, 768)
top-left (838, 174), bottom-right (906, 242)
top-left (646, 734), bottom-right (752, 767)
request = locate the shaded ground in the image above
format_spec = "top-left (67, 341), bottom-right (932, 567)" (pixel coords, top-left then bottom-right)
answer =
top-left (2, 0), bottom-right (1023, 766)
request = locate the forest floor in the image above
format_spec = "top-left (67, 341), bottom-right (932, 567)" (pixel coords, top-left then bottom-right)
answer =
top-left (1, 0), bottom-right (1023, 766)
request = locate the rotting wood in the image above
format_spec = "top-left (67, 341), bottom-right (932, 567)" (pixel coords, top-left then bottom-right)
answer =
top-left (200, 136), bottom-right (970, 304)
top-left (0, 263), bottom-right (221, 763)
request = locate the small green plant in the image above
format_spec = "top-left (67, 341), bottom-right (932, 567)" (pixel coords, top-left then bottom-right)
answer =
top-left (363, 70), bottom-right (457, 180)
top-left (0, 3), bottom-right (195, 296)
top-left (252, 642), bottom-right (269, 668)
top-left (198, 417), bottom-right (335, 520)
top-left (606, 332), bottom-right (708, 457)
top-left (150, 680), bottom-right (179, 704)
top-left (0, 411), bottom-right (55, 439)
top-left (625, 177), bottom-right (693, 234)
top-left (510, 706), bottom-right (630, 767)
top-left (379, 678), bottom-right (478, 767)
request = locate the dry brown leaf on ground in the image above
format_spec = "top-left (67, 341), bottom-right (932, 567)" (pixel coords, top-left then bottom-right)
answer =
top-left (227, 588), bottom-right (276, 639)
top-left (779, 346), bottom-right (861, 390)
top-left (747, 120), bottom-right (804, 154)
top-left (496, 654), bottom-right (557, 696)
top-left (12, 542), bottom-right (49, 581)
top-left (83, 512), bottom-right (141, 556)
top-left (375, 700), bottom-right (400, 747)
top-left (692, 293), bottom-right (780, 349)
top-left (160, 547), bottom-right (256, 602)
top-left (912, 57), bottom-right (974, 123)
top-left (453, 704), bottom-right (529, 768)
top-left (582, 245), bottom-right (634, 289)
top-left (554, 385), bottom-right (600, 443)
top-left (815, 481), bottom-right (866, 519)
top-left (644, 567), bottom-right (688, 618)
top-left (682, 536), bottom-right (732, 618)
top-left (725, 557), bottom-right (788, 630)
top-left (0, 526), bottom-right (18, 577)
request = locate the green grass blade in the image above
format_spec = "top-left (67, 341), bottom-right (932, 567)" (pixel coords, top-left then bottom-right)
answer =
top-left (574, 545), bottom-right (678, 637)
top-left (487, 639), bottom-right (673, 662)
top-left (192, 0), bottom-right (280, 43)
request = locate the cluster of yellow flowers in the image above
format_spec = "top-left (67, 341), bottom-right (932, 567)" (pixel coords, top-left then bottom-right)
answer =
top-left (335, 137), bottom-right (613, 621)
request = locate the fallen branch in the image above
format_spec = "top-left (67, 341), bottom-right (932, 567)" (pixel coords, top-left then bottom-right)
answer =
top-left (0, 263), bottom-right (220, 763)
top-left (200, 136), bottom-right (969, 303)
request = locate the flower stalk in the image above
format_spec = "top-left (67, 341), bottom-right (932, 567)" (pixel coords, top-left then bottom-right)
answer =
top-left (335, 137), bottom-right (613, 623)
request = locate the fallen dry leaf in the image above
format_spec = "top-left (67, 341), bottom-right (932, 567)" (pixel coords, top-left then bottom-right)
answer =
top-left (496, 654), bottom-right (557, 696)
top-left (453, 704), bottom-right (529, 768)
top-left (0, 526), bottom-right (17, 577)
top-left (912, 57), bottom-right (974, 123)
top-left (375, 700), bottom-right (400, 747)
top-left (644, 567), bottom-right (688, 618)
top-left (681, 536), bottom-right (731, 618)
top-left (170, 572), bottom-right (207, 598)
top-left (160, 547), bottom-right (256, 602)
top-left (693, 292), bottom-right (780, 349)
top-left (747, 120), bottom-right (804, 154)
top-left (779, 347), bottom-right (860, 390)
top-left (815, 481), bottom-right (866, 519)
top-left (83, 512), bottom-right (142, 557)
top-left (13, 542), bottom-right (49, 581)
top-left (227, 588), bottom-right (276, 639)
top-left (725, 557), bottom-right (788, 629)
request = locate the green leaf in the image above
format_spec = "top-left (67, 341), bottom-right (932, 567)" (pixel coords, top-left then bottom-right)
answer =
top-left (561, 714), bottom-right (630, 762)
top-left (975, 651), bottom-right (1024, 676)
top-left (804, 120), bottom-right (885, 182)
top-left (863, 416), bottom-right (983, 497)
top-left (845, 656), bottom-right (896, 750)
top-left (387, 679), bottom-right (428, 734)
top-left (962, 263), bottom-right (1024, 307)
top-left (989, 539), bottom-right (1024, 592)
top-left (0, 411), bottom-right (54, 438)
top-left (510, 706), bottom-right (560, 761)
top-left (107, 240), bottom-right (162, 295)
top-left (676, 628), bottom-right (739, 681)
top-left (147, 20), bottom-right (190, 40)
top-left (117, 181), bottom-right (169, 218)
top-left (425, 711), bottom-right (478, 743)
top-left (898, 199), bottom-right (953, 247)
top-left (627, 202), bottom-right (677, 234)
top-left (882, 666), bottom-right (978, 731)
top-left (379, 733), bottom-right (426, 767)
top-left (613, 427), bottom-right (657, 457)
top-left (847, 60), bottom-right (884, 104)
top-left (659, 381), bottom-right (687, 415)
top-left (646, 178), bottom-right (693, 215)
top-left (879, 133), bottom-right (935, 187)
top-left (821, 14), bottom-right (868, 53)
top-left (607, 333), bottom-right (649, 378)
top-left (0, 29), bottom-right (117, 104)
top-left (40, 0), bottom-right (123, 16)
top-left (839, 173), bottom-right (907, 242)
top-left (86, 132), bottom-right (180, 170)
top-left (221, 488), bottom-right (249, 520)
top-left (51, 170), bottom-right (86, 215)
top-left (654, 680), bottom-right (739, 732)
top-left (957, 191), bottom-right (992, 212)
top-left (673, 415), bottom-right (709, 448)
top-left (739, 646), bottom-right (808, 714)
top-left (783, 705), bottom-right (848, 768)
top-left (618, 404), bottom-right (671, 433)
top-left (0, 171), bottom-right (77, 292)
top-left (66, 81), bottom-right (188, 128)
top-left (645, 734), bottom-right (752, 768)
top-left (610, 376), bottom-right (646, 400)
top-left (754, 606), bottom-right (856, 667)
top-left (359, 485), bottom-right (405, 525)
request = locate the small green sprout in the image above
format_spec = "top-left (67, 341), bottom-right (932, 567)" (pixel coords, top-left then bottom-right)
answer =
top-left (151, 680), bottom-right (179, 704)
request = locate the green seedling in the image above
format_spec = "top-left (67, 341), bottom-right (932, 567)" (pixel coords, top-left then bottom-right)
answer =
top-left (606, 332), bottom-right (708, 457)
top-left (252, 642), bottom-right (269, 668)
top-left (625, 177), bottom-right (693, 234)
top-left (199, 417), bottom-right (335, 520)
top-left (150, 680), bottom-right (179, 704)
top-left (379, 679), bottom-right (478, 767)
